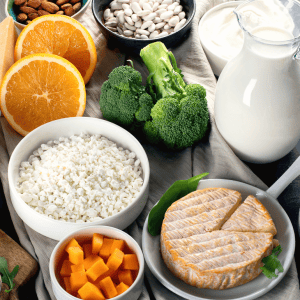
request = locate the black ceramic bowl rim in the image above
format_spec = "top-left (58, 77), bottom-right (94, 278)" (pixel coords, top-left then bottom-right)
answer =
top-left (91, 0), bottom-right (196, 45)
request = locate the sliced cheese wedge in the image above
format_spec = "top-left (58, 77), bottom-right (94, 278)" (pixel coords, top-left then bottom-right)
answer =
top-left (221, 195), bottom-right (277, 236)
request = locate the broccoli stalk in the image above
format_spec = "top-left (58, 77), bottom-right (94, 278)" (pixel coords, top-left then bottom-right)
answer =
top-left (140, 42), bottom-right (209, 149)
top-left (140, 42), bottom-right (186, 100)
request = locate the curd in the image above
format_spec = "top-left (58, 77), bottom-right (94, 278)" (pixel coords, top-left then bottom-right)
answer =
top-left (201, 0), bottom-right (295, 61)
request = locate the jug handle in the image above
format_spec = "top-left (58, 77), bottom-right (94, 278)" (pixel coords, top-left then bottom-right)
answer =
top-left (267, 156), bottom-right (300, 199)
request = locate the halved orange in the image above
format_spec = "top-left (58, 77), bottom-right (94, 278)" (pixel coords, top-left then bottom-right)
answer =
top-left (0, 53), bottom-right (86, 136)
top-left (14, 15), bottom-right (97, 84)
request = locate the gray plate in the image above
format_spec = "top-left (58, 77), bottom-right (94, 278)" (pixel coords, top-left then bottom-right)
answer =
top-left (142, 179), bottom-right (295, 300)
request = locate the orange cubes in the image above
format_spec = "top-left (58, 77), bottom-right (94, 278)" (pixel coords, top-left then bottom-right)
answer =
top-left (57, 234), bottom-right (139, 299)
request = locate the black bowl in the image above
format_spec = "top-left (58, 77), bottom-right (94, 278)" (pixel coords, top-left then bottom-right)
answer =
top-left (92, 0), bottom-right (196, 53)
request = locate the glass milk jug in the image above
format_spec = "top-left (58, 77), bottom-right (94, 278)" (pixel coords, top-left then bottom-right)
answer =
top-left (215, 0), bottom-right (300, 163)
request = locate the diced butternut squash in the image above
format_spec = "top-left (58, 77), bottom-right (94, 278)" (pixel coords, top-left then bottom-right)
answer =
top-left (78, 282), bottom-right (105, 300)
top-left (122, 254), bottom-right (139, 270)
top-left (116, 282), bottom-right (129, 295)
top-left (60, 259), bottom-right (73, 277)
top-left (99, 276), bottom-right (118, 299)
top-left (63, 276), bottom-right (72, 295)
top-left (93, 269), bottom-right (115, 287)
top-left (71, 263), bottom-right (85, 273)
top-left (83, 255), bottom-right (102, 271)
top-left (92, 233), bottom-right (104, 254)
top-left (82, 243), bottom-right (93, 258)
top-left (70, 271), bottom-right (88, 293)
top-left (65, 238), bottom-right (82, 252)
top-left (99, 238), bottom-right (114, 260)
top-left (106, 248), bottom-right (124, 271)
top-left (68, 247), bottom-right (84, 265)
top-left (110, 239), bottom-right (125, 254)
top-left (86, 258), bottom-right (109, 282)
top-left (118, 270), bottom-right (133, 286)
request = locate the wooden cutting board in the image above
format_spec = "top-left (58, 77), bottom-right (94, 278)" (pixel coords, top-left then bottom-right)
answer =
top-left (0, 229), bottom-right (39, 299)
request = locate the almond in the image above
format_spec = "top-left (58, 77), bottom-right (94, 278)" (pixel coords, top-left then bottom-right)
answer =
top-left (64, 6), bottom-right (74, 16)
top-left (17, 13), bottom-right (28, 22)
top-left (56, 0), bottom-right (69, 5)
top-left (20, 6), bottom-right (37, 13)
top-left (28, 12), bottom-right (39, 19)
top-left (61, 3), bottom-right (71, 9)
top-left (41, 1), bottom-right (59, 13)
top-left (70, 0), bottom-right (80, 4)
top-left (56, 10), bottom-right (64, 14)
top-left (27, 0), bottom-right (41, 8)
top-left (73, 2), bottom-right (81, 12)
top-left (14, 0), bottom-right (27, 5)
top-left (38, 9), bottom-right (50, 16)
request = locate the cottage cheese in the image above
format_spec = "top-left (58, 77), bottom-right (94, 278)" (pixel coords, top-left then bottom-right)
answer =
top-left (16, 133), bottom-right (144, 223)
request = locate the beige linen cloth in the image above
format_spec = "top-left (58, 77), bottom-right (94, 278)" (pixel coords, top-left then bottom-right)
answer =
top-left (0, 0), bottom-right (299, 299)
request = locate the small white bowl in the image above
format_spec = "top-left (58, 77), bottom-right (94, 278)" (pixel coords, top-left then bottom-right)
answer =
top-left (198, 1), bottom-right (243, 77)
top-left (49, 226), bottom-right (144, 300)
top-left (5, 0), bottom-right (92, 31)
top-left (8, 117), bottom-right (150, 241)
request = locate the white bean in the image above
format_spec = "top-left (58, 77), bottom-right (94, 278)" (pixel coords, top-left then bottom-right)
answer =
top-left (173, 5), bottom-right (182, 14)
top-left (143, 2), bottom-right (153, 11)
top-left (156, 31), bottom-right (168, 37)
top-left (162, 0), bottom-right (172, 4)
top-left (107, 17), bottom-right (117, 22)
top-left (174, 17), bottom-right (186, 31)
top-left (125, 22), bottom-right (136, 30)
top-left (140, 34), bottom-right (149, 39)
top-left (122, 3), bottom-right (130, 9)
top-left (110, 1), bottom-right (123, 10)
top-left (148, 22), bottom-right (156, 32)
top-left (136, 28), bottom-right (150, 35)
top-left (117, 27), bottom-right (123, 34)
top-left (117, 0), bottom-right (130, 3)
top-left (135, 33), bottom-right (141, 38)
top-left (152, 2), bottom-right (159, 11)
top-left (141, 20), bottom-right (153, 30)
top-left (157, 4), bottom-right (168, 9)
top-left (123, 29), bottom-right (134, 36)
top-left (149, 30), bottom-right (159, 38)
top-left (178, 11), bottom-right (185, 19)
top-left (131, 14), bottom-right (140, 22)
top-left (125, 16), bottom-right (134, 25)
top-left (153, 16), bottom-right (161, 23)
top-left (155, 22), bottom-right (165, 29)
top-left (164, 24), bottom-right (170, 30)
top-left (136, 10), bottom-right (151, 16)
top-left (105, 21), bottom-right (117, 27)
top-left (107, 26), bottom-right (117, 32)
top-left (124, 8), bottom-right (133, 16)
top-left (118, 11), bottom-right (125, 23)
top-left (104, 8), bottom-right (111, 20)
top-left (114, 10), bottom-right (122, 16)
top-left (131, 2), bottom-right (142, 13)
top-left (143, 12), bottom-right (156, 21)
top-left (156, 8), bottom-right (167, 15)
top-left (135, 20), bottom-right (142, 27)
top-left (168, 15), bottom-right (179, 27)
top-left (160, 11), bottom-right (173, 20)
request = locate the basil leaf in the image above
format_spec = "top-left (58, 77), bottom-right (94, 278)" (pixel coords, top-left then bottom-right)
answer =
top-left (148, 172), bottom-right (209, 236)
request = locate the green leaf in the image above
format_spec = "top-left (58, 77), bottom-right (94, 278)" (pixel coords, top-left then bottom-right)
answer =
top-left (260, 245), bottom-right (284, 279)
top-left (0, 257), bottom-right (19, 293)
top-left (148, 172), bottom-right (209, 236)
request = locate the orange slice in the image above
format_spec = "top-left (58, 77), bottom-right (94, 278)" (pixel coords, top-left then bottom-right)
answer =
top-left (0, 53), bottom-right (86, 136)
top-left (14, 15), bottom-right (97, 84)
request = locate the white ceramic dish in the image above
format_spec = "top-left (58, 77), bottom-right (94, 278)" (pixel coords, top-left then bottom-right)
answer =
top-left (8, 117), bottom-right (150, 241)
top-left (5, 0), bottom-right (92, 31)
top-left (198, 1), bottom-right (243, 77)
top-left (49, 226), bottom-right (144, 300)
top-left (142, 157), bottom-right (300, 300)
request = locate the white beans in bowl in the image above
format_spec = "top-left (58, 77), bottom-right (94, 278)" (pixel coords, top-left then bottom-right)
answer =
top-left (103, 0), bottom-right (187, 39)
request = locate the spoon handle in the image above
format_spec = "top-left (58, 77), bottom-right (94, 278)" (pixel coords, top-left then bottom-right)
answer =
top-left (267, 156), bottom-right (300, 199)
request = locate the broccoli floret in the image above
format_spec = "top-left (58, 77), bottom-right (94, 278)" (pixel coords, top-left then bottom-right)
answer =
top-left (140, 42), bottom-right (210, 149)
top-left (99, 66), bottom-right (154, 127)
top-left (143, 121), bottom-right (161, 144)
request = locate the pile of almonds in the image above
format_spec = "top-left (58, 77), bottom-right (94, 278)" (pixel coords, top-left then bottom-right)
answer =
top-left (14, 0), bottom-right (83, 24)
top-left (102, 0), bottom-right (187, 39)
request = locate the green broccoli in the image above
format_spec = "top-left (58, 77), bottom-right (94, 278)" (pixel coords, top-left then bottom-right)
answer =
top-left (99, 65), bottom-right (154, 127)
top-left (140, 42), bottom-right (210, 149)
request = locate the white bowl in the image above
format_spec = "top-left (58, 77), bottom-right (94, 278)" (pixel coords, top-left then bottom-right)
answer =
top-left (198, 1), bottom-right (243, 77)
top-left (49, 226), bottom-right (144, 300)
top-left (142, 179), bottom-right (295, 300)
top-left (8, 117), bottom-right (150, 241)
top-left (5, 0), bottom-right (92, 31)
